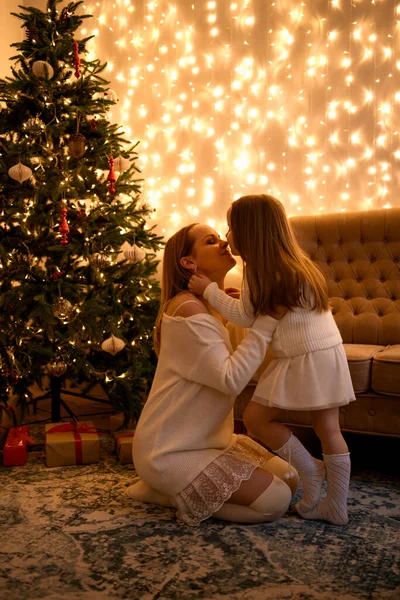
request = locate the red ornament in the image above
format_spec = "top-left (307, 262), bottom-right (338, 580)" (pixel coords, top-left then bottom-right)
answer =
top-left (108, 156), bottom-right (116, 195)
top-left (50, 268), bottom-right (65, 281)
top-left (89, 118), bottom-right (98, 131)
top-left (59, 206), bottom-right (69, 246)
top-left (73, 40), bottom-right (81, 78)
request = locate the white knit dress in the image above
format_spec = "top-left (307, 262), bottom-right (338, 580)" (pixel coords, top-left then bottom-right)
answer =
top-left (204, 282), bottom-right (356, 411)
top-left (132, 311), bottom-right (278, 526)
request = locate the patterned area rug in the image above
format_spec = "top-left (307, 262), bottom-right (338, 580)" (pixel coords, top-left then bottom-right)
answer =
top-left (1, 428), bottom-right (399, 600)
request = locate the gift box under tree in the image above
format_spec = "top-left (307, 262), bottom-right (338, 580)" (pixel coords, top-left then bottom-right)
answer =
top-left (113, 429), bottom-right (135, 465)
top-left (3, 425), bottom-right (34, 467)
top-left (45, 421), bottom-right (100, 467)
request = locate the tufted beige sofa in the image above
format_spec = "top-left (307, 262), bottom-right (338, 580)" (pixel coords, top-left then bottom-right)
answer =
top-left (235, 207), bottom-right (400, 438)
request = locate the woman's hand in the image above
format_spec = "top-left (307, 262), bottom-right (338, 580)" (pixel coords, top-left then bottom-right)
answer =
top-left (188, 274), bottom-right (212, 296)
top-left (224, 287), bottom-right (240, 299)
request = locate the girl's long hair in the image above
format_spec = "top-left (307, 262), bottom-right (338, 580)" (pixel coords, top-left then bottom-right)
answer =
top-left (153, 224), bottom-right (198, 355)
top-left (230, 195), bottom-right (329, 315)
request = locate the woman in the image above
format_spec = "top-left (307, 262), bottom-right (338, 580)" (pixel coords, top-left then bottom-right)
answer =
top-left (128, 223), bottom-right (298, 526)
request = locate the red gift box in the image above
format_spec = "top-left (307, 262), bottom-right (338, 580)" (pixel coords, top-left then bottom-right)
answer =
top-left (3, 425), bottom-right (34, 467)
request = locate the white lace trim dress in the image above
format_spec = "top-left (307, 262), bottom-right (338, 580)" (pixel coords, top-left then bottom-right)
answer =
top-left (204, 282), bottom-right (356, 411)
top-left (175, 434), bottom-right (268, 526)
top-left (132, 311), bottom-right (278, 526)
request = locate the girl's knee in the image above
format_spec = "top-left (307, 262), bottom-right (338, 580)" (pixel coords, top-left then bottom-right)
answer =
top-left (243, 401), bottom-right (273, 435)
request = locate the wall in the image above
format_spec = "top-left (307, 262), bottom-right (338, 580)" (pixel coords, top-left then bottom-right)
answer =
top-left (1, 1), bottom-right (399, 253)
top-left (80, 0), bottom-right (400, 242)
top-left (0, 0), bottom-right (24, 77)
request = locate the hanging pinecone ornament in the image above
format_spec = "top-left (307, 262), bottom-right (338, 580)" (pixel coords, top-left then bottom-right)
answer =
top-left (47, 359), bottom-right (67, 377)
top-left (72, 40), bottom-right (81, 78)
top-left (101, 334), bottom-right (125, 355)
top-left (107, 156), bottom-right (116, 195)
top-left (52, 297), bottom-right (74, 320)
top-left (90, 253), bottom-right (111, 269)
top-left (59, 206), bottom-right (69, 246)
top-left (68, 133), bottom-right (86, 158)
top-left (32, 60), bottom-right (54, 79)
top-left (8, 162), bottom-right (33, 183)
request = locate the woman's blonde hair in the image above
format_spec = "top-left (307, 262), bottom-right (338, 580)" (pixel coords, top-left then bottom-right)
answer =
top-left (230, 194), bottom-right (329, 315)
top-left (153, 223), bottom-right (198, 355)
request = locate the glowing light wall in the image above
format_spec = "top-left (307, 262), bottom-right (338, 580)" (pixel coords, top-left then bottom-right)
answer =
top-left (82, 0), bottom-right (400, 240)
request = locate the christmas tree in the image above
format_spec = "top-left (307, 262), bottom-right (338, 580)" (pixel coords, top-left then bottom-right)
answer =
top-left (0, 0), bottom-right (163, 425)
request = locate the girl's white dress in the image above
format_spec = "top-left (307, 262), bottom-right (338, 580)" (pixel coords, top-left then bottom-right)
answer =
top-left (132, 306), bottom-right (279, 526)
top-left (204, 282), bottom-right (356, 411)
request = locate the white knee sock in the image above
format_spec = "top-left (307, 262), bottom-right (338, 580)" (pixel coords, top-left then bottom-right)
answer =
top-left (213, 475), bottom-right (291, 524)
top-left (296, 453), bottom-right (351, 525)
top-left (125, 478), bottom-right (175, 508)
top-left (275, 434), bottom-right (326, 509)
top-left (249, 475), bottom-right (292, 519)
top-left (212, 503), bottom-right (274, 523)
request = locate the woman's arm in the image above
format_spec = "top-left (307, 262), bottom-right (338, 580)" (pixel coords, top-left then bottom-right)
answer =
top-left (170, 314), bottom-right (277, 397)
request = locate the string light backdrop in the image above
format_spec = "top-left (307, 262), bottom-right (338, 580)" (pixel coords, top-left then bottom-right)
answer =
top-left (81, 0), bottom-right (400, 242)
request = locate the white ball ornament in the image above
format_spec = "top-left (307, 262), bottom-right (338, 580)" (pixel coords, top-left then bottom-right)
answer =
top-left (8, 162), bottom-right (33, 183)
top-left (32, 60), bottom-right (54, 79)
top-left (101, 334), bottom-right (125, 355)
top-left (124, 244), bottom-right (146, 263)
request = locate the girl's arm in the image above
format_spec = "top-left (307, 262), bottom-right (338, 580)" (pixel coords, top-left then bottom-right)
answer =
top-left (203, 281), bottom-right (254, 327)
top-left (189, 275), bottom-right (254, 327)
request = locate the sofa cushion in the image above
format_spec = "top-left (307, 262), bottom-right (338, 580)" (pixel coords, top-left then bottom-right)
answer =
top-left (290, 208), bottom-right (400, 346)
top-left (343, 343), bottom-right (385, 393)
top-left (371, 345), bottom-right (400, 395)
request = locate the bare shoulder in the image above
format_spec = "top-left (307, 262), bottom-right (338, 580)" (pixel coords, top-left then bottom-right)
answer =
top-left (166, 292), bottom-right (209, 318)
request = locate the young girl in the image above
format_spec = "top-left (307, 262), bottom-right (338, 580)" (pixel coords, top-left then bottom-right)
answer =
top-left (189, 195), bottom-right (356, 526)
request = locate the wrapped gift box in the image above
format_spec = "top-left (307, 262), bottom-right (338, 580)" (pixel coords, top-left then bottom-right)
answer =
top-left (113, 429), bottom-right (135, 465)
top-left (3, 425), bottom-right (34, 467)
top-left (45, 421), bottom-right (100, 467)
top-left (1, 398), bottom-right (23, 449)
top-left (109, 412), bottom-right (135, 434)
